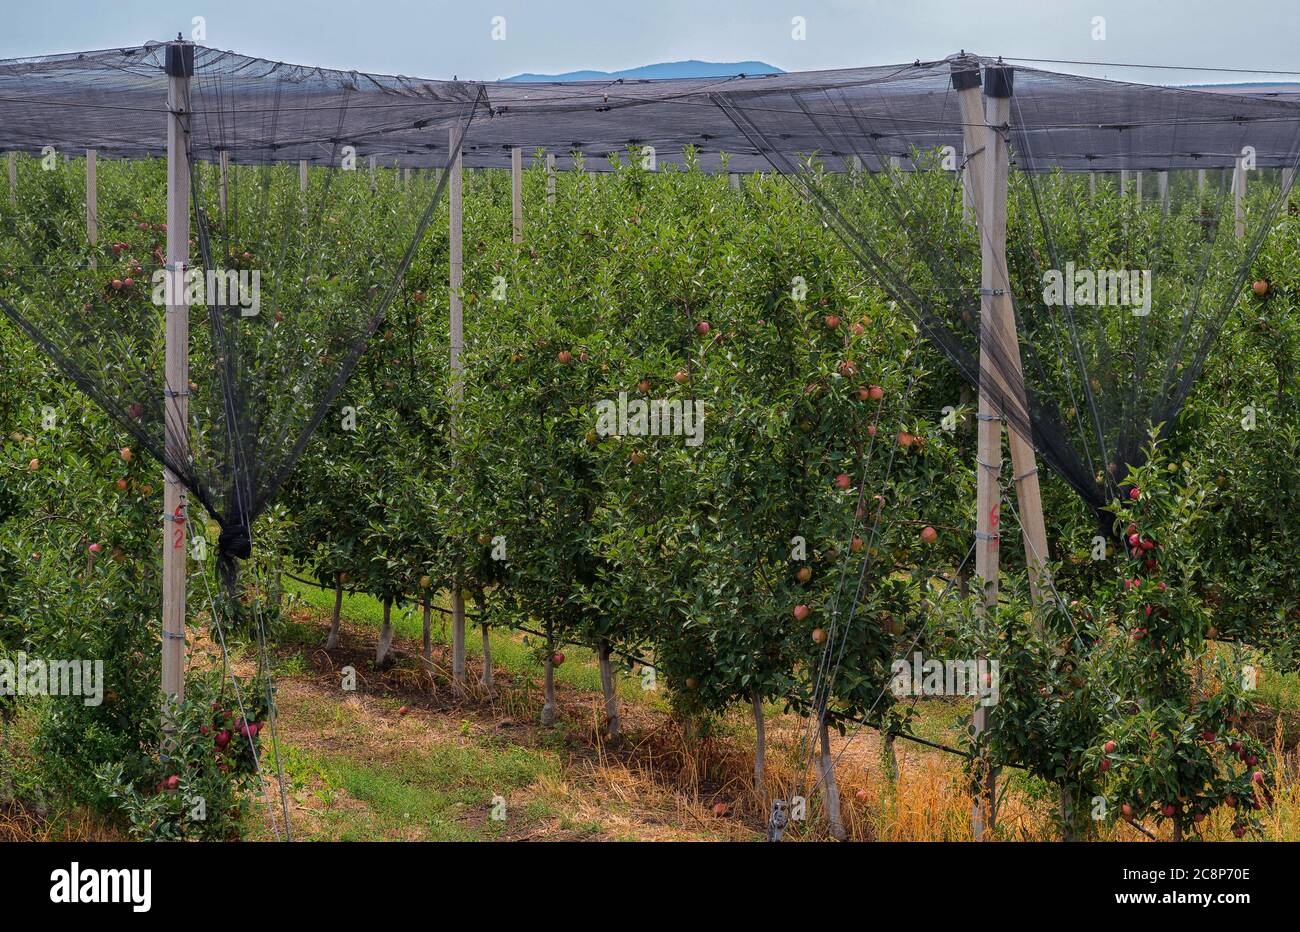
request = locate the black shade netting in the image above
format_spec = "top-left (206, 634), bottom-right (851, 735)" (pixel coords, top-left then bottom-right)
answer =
top-left (0, 42), bottom-right (485, 585)
top-left (713, 56), bottom-right (1300, 522)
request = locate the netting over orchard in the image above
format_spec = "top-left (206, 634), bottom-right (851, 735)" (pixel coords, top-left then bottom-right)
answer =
top-left (2, 41), bottom-right (1299, 562)
top-left (3, 44), bottom-right (1300, 170)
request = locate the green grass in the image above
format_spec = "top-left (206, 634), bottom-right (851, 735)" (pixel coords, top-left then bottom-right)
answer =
top-left (283, 575), bottom-right (658, 703)
top-left (261, 690), bottom-right (562, 841)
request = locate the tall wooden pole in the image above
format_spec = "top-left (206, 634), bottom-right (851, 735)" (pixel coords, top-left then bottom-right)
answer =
top-left (162, 41), bottom-right (193, 714)
top-left (449, 126), bottom-right (468, 696)
top-left (511, 146), bottom-right (523, 243)
top-left (956, 61), bottom-right (1047, 840)
top-left (85, 149), bottom-right (97, 267)
top-left (299, 158), bottom-right (308, 193)
top-left (546, 153), bottom-right (556, 204)
top-left (1197, 168), bottom-right (1206, 195)
top-left (7, 152), bottom-right (14, 208)
top-left (1157, 170), bottom-right (1168, 214)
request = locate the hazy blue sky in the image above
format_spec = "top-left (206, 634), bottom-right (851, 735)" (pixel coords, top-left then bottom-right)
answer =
top-left (2, 0), bottom-right (1297, 85)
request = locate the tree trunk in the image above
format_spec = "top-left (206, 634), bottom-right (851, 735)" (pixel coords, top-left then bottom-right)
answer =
top-left (479, 624), bottom-right (494, 692)
top-left (376, 597), bottom-right (394, 666)
top-left (1060, 787), bottom-right (1078, 841)
top-left (477, 589), bottom-right (493, 692)
top-left (540, 635), bottom-right (557, 726)
top-left (421, 597), bottom-right (433, 681)
top-left (598, 641), bottom-right (621, 738)
top-left (882, 733), bottom-right (898, 784)
top-left (325, 575), bottom-right (343, 649)
top-left (752, 690), bottom-right (766, 797)
top-left (451, 587), bottom-right (467, 697)
top-left (1172, 818), bottom-right (1183, 843)
top-left (819, 717), bottom-right (846, 840)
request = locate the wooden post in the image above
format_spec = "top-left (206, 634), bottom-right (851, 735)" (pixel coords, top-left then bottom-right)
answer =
top-left (511, 146), bottom-right (523, 243)
top-left (1157, 171), bottom-right (1168, 214)
top-left (162, 42), bottom-right (192, 716)
top-left (298, 158), bottom-right (307, 192)
top-left (7, 152), bottom-right (15, 208)
top-left (1120, 169), bottom-right (1128, 197)
top-left (1197, 168), bottom-right (1206, 195)
top-left (1089, 171), bottom-right (1096, 200)
top-left (729, 172), bottom-right (740, 192)
top-left (85, 149), bottom-right (97, 267)
top-left (449, 126), bottom-right (468, 696)
top-left (957, 62), bottom-right (1048, 840)
top-left (1135, 170), bottom-right (1143, 202)
top-left (545, 153), bottom-right (556, 204)
top-left (218, 150), bottom-right (228, 217)
top-left (1234, 154), bottom-right (1246, 238)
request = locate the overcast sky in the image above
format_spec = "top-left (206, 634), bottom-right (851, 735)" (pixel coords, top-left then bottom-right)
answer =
top-left (2, 0), bottom-right (1297, 85)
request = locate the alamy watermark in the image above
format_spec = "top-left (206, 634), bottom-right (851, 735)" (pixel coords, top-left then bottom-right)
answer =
top-left (0, 653), bottom-right (103, 706)
top-left (151, 267), bottom-right (261, 317)
top-left (1042, 262), bottom-right (1151, 316)
top-left (594, 392), bottom-right (704, 446)
top-left (889, 652), bottom-right (999, 707)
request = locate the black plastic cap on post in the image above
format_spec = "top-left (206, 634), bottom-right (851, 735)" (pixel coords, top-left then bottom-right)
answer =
top-left (984, 66), bottom-right (1014, 98)
top-left (165, 42), bottom-right (194, 78)
top-left (951, 65), bottom-right (981, 92)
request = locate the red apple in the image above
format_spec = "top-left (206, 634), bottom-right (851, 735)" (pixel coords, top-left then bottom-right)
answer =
top-left (557, 350), bottom-right (573, 364)
top-left (695, 321), bottom-right (710, 335)
top-left (824, 314), bottom-right (840, 329)
top-left (1162, 804), bottom-right (1176, 817)
top-left (793, 604), bottom-right (811, 621)
top-left (398, 705), bottom-right (410, 716)
top-left (27, 458), bottom-right (38, 471)
top-left (711, 802), bottom-right (728, 817)
top-left (850, 536), bottom-right (864, 553)
top-left (1104, 740), bottom-right (1116, 754)
top-left (796, 566), bottom-right (812, 584)
top-left (1129, 487), bottom-right (1140, 500)
top-left (811, 627), bottom-right (826, 644)
top-left (919, 526), bottom-right (938, 546)
top-left (1121, 803), bottom-right (1134, 820)
top-left (1100, 758), bottom-right (1111, 772)
top-left (552, 652), bottom-right (565, 667)
top-left (1252, 279), bottom-right (1269, 296)
top-left (88, 543), bottom-right (102, 554)
top-left (868, 385), bottom-right (884, 401)
top-left (673, 370), bottom-right (688, 385)
top-left (834, 473), bottom-right (852, 491)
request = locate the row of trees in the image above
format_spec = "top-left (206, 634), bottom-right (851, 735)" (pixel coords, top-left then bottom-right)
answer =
top-left (2, 151), bottom-right (1294, 838)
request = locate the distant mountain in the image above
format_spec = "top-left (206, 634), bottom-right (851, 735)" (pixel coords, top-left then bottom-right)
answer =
top-left (502, 60), bottom-right (784, 83)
